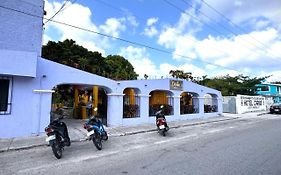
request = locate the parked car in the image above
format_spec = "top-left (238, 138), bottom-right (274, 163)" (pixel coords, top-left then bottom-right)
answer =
top-left (269, 103), bottom-right (281, 114)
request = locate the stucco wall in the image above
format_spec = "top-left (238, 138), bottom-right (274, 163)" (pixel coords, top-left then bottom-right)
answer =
top-left (0, 76), bottom-right (40, 138)
top-left (0, 0), bottom-right (44, 56)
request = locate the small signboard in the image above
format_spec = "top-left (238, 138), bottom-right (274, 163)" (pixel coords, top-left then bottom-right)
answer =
top-left (170, 80), bottom-right (183, 90)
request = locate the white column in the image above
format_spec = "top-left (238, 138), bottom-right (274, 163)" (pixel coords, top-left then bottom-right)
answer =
top-left (173, 95), bottom-right (181, 120)
top-left (139, 94), bottom-right (150, 122)
top-left (198, 97), bottom-right (205, 116)
top-left (107, 93), bottom-right (124, 127)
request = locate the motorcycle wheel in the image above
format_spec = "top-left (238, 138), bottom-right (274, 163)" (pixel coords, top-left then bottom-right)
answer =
top-left (65, 137), bottom-right (71, 147)
top-left (161, 130), bottom-right (166, 137)
top-left (51, 138), bottom-right (62, 159)
top-left (103, 131), bottom-right (108, 141)
top-left (92, 133), bottom-right (102, 150)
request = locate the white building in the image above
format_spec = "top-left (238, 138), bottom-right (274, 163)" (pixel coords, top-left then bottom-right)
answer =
top-left (0, 0), bottom-right (223, 138)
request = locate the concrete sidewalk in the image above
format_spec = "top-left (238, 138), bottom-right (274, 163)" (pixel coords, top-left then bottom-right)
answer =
top-left (0, 112), bottom-right (264, 153)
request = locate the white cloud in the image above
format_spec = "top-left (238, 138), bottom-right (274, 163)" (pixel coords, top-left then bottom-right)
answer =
top-left (159, 63), bottom-right (206, 77)
top-left (147, 17), bottom-right (158, 26)
top-left (119, 46), bottom-right (158, 78)
top-left (197, 0), bottom-right (281, 29)
top-left (42, 34), bottom-right (52, 45)
top-left (99, 18), bottom-right (126, 38)
top-left (143, 17), bottom-right (159, 38)
top-left (126, 15), bottom-right (139, 27)
top-left (143, 27), bottom-right (158, 38)
top-left (158, 27), bottom-right (179, 48)
top-left (44, 0), bottom-right (128, 54)
top-left (158, 11), bottom-right (281, 75)
top-left (259, 70), bottom-right (281, 83)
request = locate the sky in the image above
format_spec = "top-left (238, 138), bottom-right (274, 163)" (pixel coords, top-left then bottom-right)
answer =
top-left (43, 0), bottom-right (281, 82)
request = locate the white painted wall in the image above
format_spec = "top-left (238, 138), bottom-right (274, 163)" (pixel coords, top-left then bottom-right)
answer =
top-left (236, 95), bottom-right (266, 114)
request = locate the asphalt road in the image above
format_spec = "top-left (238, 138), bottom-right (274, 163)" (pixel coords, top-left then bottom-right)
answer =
top-left (1, 114), bottom-right (281, 175)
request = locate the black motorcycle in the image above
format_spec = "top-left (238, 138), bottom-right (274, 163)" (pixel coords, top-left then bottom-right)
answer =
top-left (45, 112), bottom-right (71, 159)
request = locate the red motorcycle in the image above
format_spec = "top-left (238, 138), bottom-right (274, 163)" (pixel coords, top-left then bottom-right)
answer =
top-left (155, 105), bottom-right (169, 136)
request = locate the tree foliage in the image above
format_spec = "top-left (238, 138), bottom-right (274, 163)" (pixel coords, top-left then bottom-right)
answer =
top-left (197, 74), bottom-right (269, 96)
top-left (169, 70), bottom-right (193, 81)
top-left (42, 39), bottom-right (138, 80)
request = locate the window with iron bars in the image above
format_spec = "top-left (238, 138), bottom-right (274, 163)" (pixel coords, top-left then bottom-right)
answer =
top-left (0, 76), bottom-right (12, 115)
top-left (123, 94), bottom-right (140, 118)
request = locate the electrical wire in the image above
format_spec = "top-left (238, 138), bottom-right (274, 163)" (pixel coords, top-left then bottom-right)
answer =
top-left (44, 0), bottom-right (70, 25)
top-left (163, 0), bottom-right (281, 62)
top-left (0, 4), bottom-right (266, 78)
top-left (200, 0), bottom-right (281, 58)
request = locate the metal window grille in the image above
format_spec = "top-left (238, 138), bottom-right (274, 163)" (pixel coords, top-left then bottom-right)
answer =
top-left (0, 76), bottom-right (13, 115)
top-left (123, 94), bottom-right (140, 118)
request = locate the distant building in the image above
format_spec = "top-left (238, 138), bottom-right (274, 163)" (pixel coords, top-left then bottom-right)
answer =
top-left (255, 83), bottom-right (281, 103)
top-left (0, 0), bottom-right (222, 138)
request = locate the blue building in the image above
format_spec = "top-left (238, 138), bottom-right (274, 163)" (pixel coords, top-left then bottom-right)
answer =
top-left (255, 83), bottom-right (281, 103)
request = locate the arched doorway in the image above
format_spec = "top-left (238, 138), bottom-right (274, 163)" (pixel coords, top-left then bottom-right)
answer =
top-left (204, 93), bottom-right (218, 113)
top-left (123, 88), bottom-right (141, 118)
top-left (149, 90), bottom-right (174, 116)
top-left (51, 84), bottom-right (109, 126)
top-left (180, 92), bottom-right (199, 115)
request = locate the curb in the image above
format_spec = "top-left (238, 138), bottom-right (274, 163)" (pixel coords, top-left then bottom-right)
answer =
top-left (111, 116), bottom-right (240, 137)
top-left (0, 116), bottom-right (240, 153)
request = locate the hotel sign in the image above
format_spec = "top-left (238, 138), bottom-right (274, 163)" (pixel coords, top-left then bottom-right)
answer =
top-left (170, 80), bottom-right (183, 90)
top-left (236, 95), bottom-right (266, 114)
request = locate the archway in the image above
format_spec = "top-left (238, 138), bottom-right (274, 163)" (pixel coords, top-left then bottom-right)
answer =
top-left (51, 84), bottom-right (110, 126)
top-left (123, 88), bottom-right (141, 118)
top-left (149, 90), bottom-right (174, 116)
top-left (204, 93), bottom-right (218, 113)
top-left (180, 92), bottom-right (199, 115)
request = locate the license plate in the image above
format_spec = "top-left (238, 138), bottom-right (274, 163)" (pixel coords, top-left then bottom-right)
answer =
top-left (275, 109), bottom-right (279, 111)
top-left (159, 125), bottom-right (165, 129)
top-left (46, 135), bottom-right (56, 142)
top-left (87, 130), bottom-right (95, 137)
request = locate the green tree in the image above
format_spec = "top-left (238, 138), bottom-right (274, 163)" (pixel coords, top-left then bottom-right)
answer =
top-left (169, 70), bottom-right (193, 81)
top-left (197, 74), bottom-right (269, 96)
top-left (104, 55), bottom-right (138, 80)
top-left (42, 39), bottom-right (138, 80)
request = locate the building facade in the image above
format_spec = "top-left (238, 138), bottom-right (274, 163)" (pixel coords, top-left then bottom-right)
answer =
top-left (255, 83), bottom-right (281, 103)
top-left (0, 0), bottom-right (222, 138)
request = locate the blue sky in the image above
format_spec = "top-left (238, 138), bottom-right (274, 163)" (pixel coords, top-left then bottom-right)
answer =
top-left (44, 0), bottom-right (281, 81)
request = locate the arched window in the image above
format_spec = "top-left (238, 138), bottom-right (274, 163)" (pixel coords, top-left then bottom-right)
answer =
top-left (149, 90), bottom-right (174, 116)
top-left (180, 92), bottom-right (199, 115)
top-left (204, 93), bottom-right (218, 113)
top-left (123, 88), bottom-right (140, 118)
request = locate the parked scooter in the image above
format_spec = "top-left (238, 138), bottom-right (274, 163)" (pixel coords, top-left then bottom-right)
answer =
top-left (83, 108), bottom-right (108, 150)
top-left (45, 111), bottom-right (71, 159)
top-left (155, 105), bottom-right (169, 136)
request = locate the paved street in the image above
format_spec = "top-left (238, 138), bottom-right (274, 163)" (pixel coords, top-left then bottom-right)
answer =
top-left (1, 114), bottom-right (281, 175)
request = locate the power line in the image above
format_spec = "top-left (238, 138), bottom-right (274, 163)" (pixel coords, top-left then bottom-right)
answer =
top-left (163, 0), bottom-right (281, 62)
top-left (200, 0), bottom-right (281, 58)
top-left (0, 4), bottom-right (263, 78)
top-left (94, 0), bottom-right (247, 68)
top-left (44, 0), bottom-right (70, 25)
